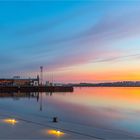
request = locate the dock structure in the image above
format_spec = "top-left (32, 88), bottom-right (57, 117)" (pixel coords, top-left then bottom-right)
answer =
top-left (0, 86), bottom-right (73, 93)
top-left (0, 69), bottom-right (73, 93)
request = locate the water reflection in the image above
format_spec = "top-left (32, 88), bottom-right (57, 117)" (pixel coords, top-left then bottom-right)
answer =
top-left (0, 92), bottom-right (71, 112)
top-left (0, 92), bottom-right (61, 99)
top-left (2, 118), bottom-right (18, 125)
top-left (44, 129), bottom-right (65, 137)
top-left (0, 88), bottom-right (140, 136)
top-left (0, 92), bottom-right (39, 99)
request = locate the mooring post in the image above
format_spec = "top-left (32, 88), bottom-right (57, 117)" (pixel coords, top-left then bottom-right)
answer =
top-left (53, 117), bottom-right (58, 123)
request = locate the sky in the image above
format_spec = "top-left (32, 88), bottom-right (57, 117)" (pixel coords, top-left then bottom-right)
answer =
top-left (1, 1), bottom-right (140, 83)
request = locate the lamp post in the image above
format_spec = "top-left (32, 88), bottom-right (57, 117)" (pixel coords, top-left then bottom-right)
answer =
top-left (40, 66), bottom-right (43, 85)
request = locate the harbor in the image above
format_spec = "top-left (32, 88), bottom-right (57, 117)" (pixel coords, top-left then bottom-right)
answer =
top-left (1, 1), bottom-right (140, 139)
top-left (0, 67), bottom-right (73, 93)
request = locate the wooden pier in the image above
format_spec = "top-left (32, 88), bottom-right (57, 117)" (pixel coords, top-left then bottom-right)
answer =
top-left (0, 86), bottom-right (73, 93)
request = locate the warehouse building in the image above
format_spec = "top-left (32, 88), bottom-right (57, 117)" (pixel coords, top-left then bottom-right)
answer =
top-left (0, 75), bottom-right (39, 86)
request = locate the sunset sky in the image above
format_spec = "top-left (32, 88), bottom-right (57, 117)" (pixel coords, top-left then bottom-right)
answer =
top-left (1, 1), bottom-right (140, 83)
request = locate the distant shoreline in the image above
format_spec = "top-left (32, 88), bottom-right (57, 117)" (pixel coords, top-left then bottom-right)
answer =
top-left (74, 85), bottom-right (140, 87)
top-left (70, 81), bottom-right (140, 87)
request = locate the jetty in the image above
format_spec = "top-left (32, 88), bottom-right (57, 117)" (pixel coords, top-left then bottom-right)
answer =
top-left (0, 86), bottom-right (73, 93)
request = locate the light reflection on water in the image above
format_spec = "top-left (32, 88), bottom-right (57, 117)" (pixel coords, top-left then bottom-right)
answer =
top-left (0, 87), bottom-right (140, 135)
top-left (42, 129), bottom-right (65, 137)
top-left (2, 118), bottom-right (18, 125)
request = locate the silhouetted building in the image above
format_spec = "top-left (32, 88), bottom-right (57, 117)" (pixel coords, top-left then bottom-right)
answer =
top-left (0, 75), bottom-right (39, 86)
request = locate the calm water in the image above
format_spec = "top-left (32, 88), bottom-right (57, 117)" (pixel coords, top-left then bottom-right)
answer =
top-left (0, 87), bottom-right (140, 137)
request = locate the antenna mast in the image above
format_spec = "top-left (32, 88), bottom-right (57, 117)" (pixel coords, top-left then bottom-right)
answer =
top-left (40, 66), bottom-right (43, 85)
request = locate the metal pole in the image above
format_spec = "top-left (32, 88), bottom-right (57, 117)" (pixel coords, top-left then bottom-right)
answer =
top-left (40, 66), bottom-right (43, 85)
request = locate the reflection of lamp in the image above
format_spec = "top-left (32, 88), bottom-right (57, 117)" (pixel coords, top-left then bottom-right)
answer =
top-left (37, 92), bottom-right (39, 102)
top-left (40, 92), bottom-right (42, 111)
top-left (47, 129), bottom-right (65, 137)
top-left (3, 118), bottom-right (18, 125)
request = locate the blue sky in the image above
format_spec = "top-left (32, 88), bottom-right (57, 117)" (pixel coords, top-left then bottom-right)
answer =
top-left (1, 1), bottom-right (140, 82)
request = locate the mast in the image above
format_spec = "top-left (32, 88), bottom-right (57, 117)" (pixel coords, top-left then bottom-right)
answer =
top-left (40, 66), bottom-right (43, 85)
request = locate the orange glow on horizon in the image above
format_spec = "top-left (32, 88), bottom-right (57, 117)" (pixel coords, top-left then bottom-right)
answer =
top-left (47, 70), bottom-right (140, 82)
